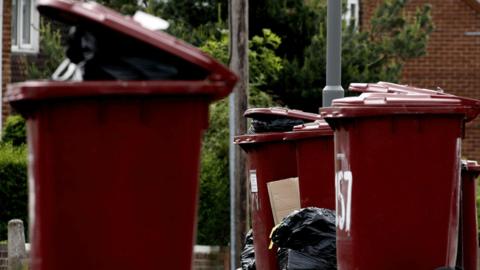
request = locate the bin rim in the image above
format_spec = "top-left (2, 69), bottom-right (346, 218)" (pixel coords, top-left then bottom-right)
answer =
top-left (462, 160), bottom-right (480, 173)
top-left (244, 107), bottom-right (322, 121)
top-left (234, 125), bottom-right (332, 146)
top-left (35, 0), bottom-right (237, 85)
top-left (320, 92), bottom-right (480, 122)
top-left (7, 80), bottom-right (234, 103)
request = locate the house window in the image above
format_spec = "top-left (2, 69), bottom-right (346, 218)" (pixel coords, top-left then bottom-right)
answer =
top-left (344, 0), bottom-right (359, 28)
top-left (11, 0), bottom-right (39, 53)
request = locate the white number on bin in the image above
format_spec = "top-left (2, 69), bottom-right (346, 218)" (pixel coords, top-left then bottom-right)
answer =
top-left (250, 170), bottom-right (258, 193)
top-left (336, 168), bottom-right (353, 233)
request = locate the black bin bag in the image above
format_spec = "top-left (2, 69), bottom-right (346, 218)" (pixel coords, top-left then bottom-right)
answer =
top-left (241, 229), bottom-right (256, 270)
top-left (272, 207), bottom-right (337, 270)
top-left (249, 116), bottom-right (305, 133)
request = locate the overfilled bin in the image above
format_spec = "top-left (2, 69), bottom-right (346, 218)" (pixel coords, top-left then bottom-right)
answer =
top-left (320, 82), bottom-right (480, 270)
top-left (235, 107), bottom-right (321, 270)
top-left (6, 1), bottom-right (237, 269)
top-left (287, 121), bottom-right (335, 209)
top-left (457, 160), bottom-right (480, 270)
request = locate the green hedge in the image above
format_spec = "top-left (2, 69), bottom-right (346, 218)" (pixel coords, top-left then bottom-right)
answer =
top-left (1, 115), bottom-right (26, 146)
top-left (0, 143), bottom-right (28, 240)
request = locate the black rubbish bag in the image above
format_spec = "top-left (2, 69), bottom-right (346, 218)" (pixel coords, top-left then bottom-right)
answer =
top-left (277, 247), bottom-right (289, 270)
top-left (52, 25), bottom-right (209, 81)
top-left (241, 229), bottom-right (256, 270)
top-left (248, 117), bottom-right (306, 133)
top-left (272, 207), bottom-right (337, 270)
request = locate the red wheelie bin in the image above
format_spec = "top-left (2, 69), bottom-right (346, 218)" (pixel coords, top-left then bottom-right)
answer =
top-left (287, 121), bottom-right (335, 209)
top-left (7, 1), bottom-right (237, 269)
top-left (321, 82), bottom-right (480, 270)
top-left (235, 107), bottom-right (321, 270)
top-left (457, 160), bottom-right (480, 270)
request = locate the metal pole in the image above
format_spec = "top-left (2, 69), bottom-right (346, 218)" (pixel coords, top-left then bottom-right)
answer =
top-left (322, 0), bottom-right (344, 107)
top-left (229, 93), bottom-right (237, 270)
top-left (229, 0), bottom-right (249, 268)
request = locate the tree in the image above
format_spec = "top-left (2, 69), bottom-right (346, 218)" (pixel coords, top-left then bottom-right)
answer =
top-left (197, 29), bottom-right (282, 244)
top-left (271, 0), bottom-right (434, 112)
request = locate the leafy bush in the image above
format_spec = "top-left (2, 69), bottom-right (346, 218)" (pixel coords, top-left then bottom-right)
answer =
top-left (0, 143), bottom-right (28, 240)
top-left (24, 19), bottom-right (65, 80)
top-left (1, 115), bottom-right (26, 146)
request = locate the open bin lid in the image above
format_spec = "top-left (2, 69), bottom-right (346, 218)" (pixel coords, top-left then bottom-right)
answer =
top-left (244, 107), bottom-right (322, 121)
top-left (8, 0), bottom-right (237, 104)
top-left (36, 0), bottom-right (236, 84)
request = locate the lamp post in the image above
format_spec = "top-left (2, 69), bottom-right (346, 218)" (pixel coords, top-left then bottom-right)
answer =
top-left (323, 0), bottom-right (344, 107)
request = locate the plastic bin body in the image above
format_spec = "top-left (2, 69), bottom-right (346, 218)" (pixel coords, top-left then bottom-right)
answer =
top-left (289, 122), bottom-right (335, 209)
top-left (7, 0), bottom-right (236, 269)
top-left (333, 115), bottom-right (462, 269)
top-left (25, 94), bottom-right (207, 269)
top-left (457, 161), bottom-right (480, 270)
top-left (237, 109), bottom-right (326, 270)
top-left (321, 87), bottom-right (480, 270)
top-left (236, 134), bottom-right (297, 270)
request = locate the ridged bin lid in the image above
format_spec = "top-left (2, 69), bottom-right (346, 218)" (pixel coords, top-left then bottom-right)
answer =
top-left (321, 83), bottom-right (480, 122)
top-left (244, 107), bottom-right (322, 121)
top-left (235, 120), bottom-right (333, 145)
top-left (284, 120), bottom-right (333, 140)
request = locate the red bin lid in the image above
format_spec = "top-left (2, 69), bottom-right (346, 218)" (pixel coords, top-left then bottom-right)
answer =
top-left (462, 160), bottom-right (480, 173)
top-left (283, 120), bottom-right (333, 140)
top-left (234, 120), bottom-right (332, 145)
top-left (321, 83), bottom-right (480, 122)
top-left (7, 0), bottom-right (237, 103)
top-left (244, 107), bottom-right (322, 121)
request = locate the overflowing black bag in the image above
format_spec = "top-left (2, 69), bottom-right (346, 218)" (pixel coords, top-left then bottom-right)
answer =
top-left (248, 117), bottom-right (306, 133)
top-left (52, 25), bottom-right (208, 81)
top-left (272, 207), bottom-right (337, 270)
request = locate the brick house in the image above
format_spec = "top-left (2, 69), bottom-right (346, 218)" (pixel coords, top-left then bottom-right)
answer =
top-left (1, 0), bottom-right (39, 132)
top-left (360, 0), bottom-right (480, 161)
top-left (2, 0), bottom-right (480, 161)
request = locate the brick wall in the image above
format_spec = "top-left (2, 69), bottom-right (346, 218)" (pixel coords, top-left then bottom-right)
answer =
top-left (0, 244), bottom-right (7, 270)
top-left (360, 0), bottom-right (480, 161)
top-left (2, 0), bottom-right (12, 129)
top-left (193, 245), bottom-right (229, 270)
